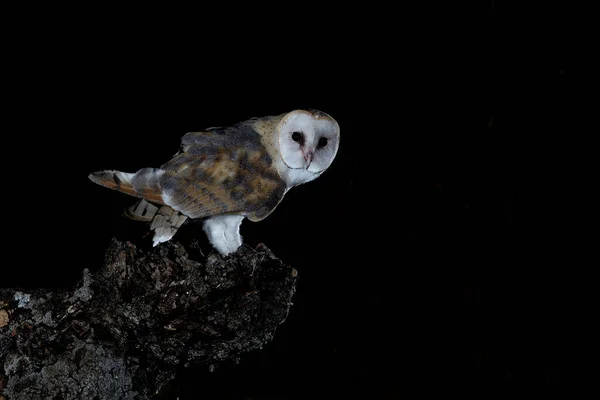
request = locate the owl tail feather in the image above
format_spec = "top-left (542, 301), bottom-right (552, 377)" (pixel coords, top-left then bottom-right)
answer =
top-left (89, 170), bottom-right (187, 245)
top-left (124, 199), bottom-right (160, 222)
top-left (88, 168), bottom-right (166, 205)
top-left (126, 200), bottom-right (188, 245)
top-left (150, 205), bottom-right (188, 246)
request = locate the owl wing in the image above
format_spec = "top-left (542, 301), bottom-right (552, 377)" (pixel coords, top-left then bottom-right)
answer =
top-left (158, 124), bottom-right (287, 222)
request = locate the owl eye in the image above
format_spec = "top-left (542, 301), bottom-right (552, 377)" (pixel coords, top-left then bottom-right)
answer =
top-left (317, 137), bottom-right (328, 149)
top-left (291, 131), bottom-right (304, 144)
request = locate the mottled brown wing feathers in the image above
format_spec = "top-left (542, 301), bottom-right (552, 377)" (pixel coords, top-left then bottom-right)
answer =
top-left (89, 123), bottom-right (287, 222)
top-left (159, 126), bottom-right (286, 221)
top-left (88, 171), bottom-right (139, 198)
top-left (88, 169), bottom-right (167, 205)
top-left (130, 168), bottom-right (167, 204)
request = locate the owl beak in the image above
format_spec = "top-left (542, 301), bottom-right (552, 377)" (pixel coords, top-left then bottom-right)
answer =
top-left (303, 150), bottom-right (314, 169)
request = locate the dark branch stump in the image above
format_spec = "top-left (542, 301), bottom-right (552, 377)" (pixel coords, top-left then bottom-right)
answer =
top-left (0, 239), bottom-right (297, 399)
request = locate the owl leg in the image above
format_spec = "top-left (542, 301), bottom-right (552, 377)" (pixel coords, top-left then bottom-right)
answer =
top-left (202, 214), bottom-right (245, 256)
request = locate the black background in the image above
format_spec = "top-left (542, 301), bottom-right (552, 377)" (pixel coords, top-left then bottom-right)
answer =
top-left (2, 2), bottom-right (578, 398)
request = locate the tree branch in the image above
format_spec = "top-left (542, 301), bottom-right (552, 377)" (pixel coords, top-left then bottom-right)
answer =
top-left (0, 238), bottom-right (297, 399)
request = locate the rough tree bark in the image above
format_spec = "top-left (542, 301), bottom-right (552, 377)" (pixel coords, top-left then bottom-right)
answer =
top-left (0, 238), bottom-right (297, 399)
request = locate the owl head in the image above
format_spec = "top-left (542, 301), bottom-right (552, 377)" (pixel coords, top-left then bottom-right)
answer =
top-left (277, 109), bottom-right (340, 175)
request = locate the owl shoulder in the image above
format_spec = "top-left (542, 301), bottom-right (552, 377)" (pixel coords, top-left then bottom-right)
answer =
top-left (178, 122), bottom-right (263, 153)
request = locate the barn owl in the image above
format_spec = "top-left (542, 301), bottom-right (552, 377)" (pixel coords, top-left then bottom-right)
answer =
top-left (89, 109), bottom-right (340, 256)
